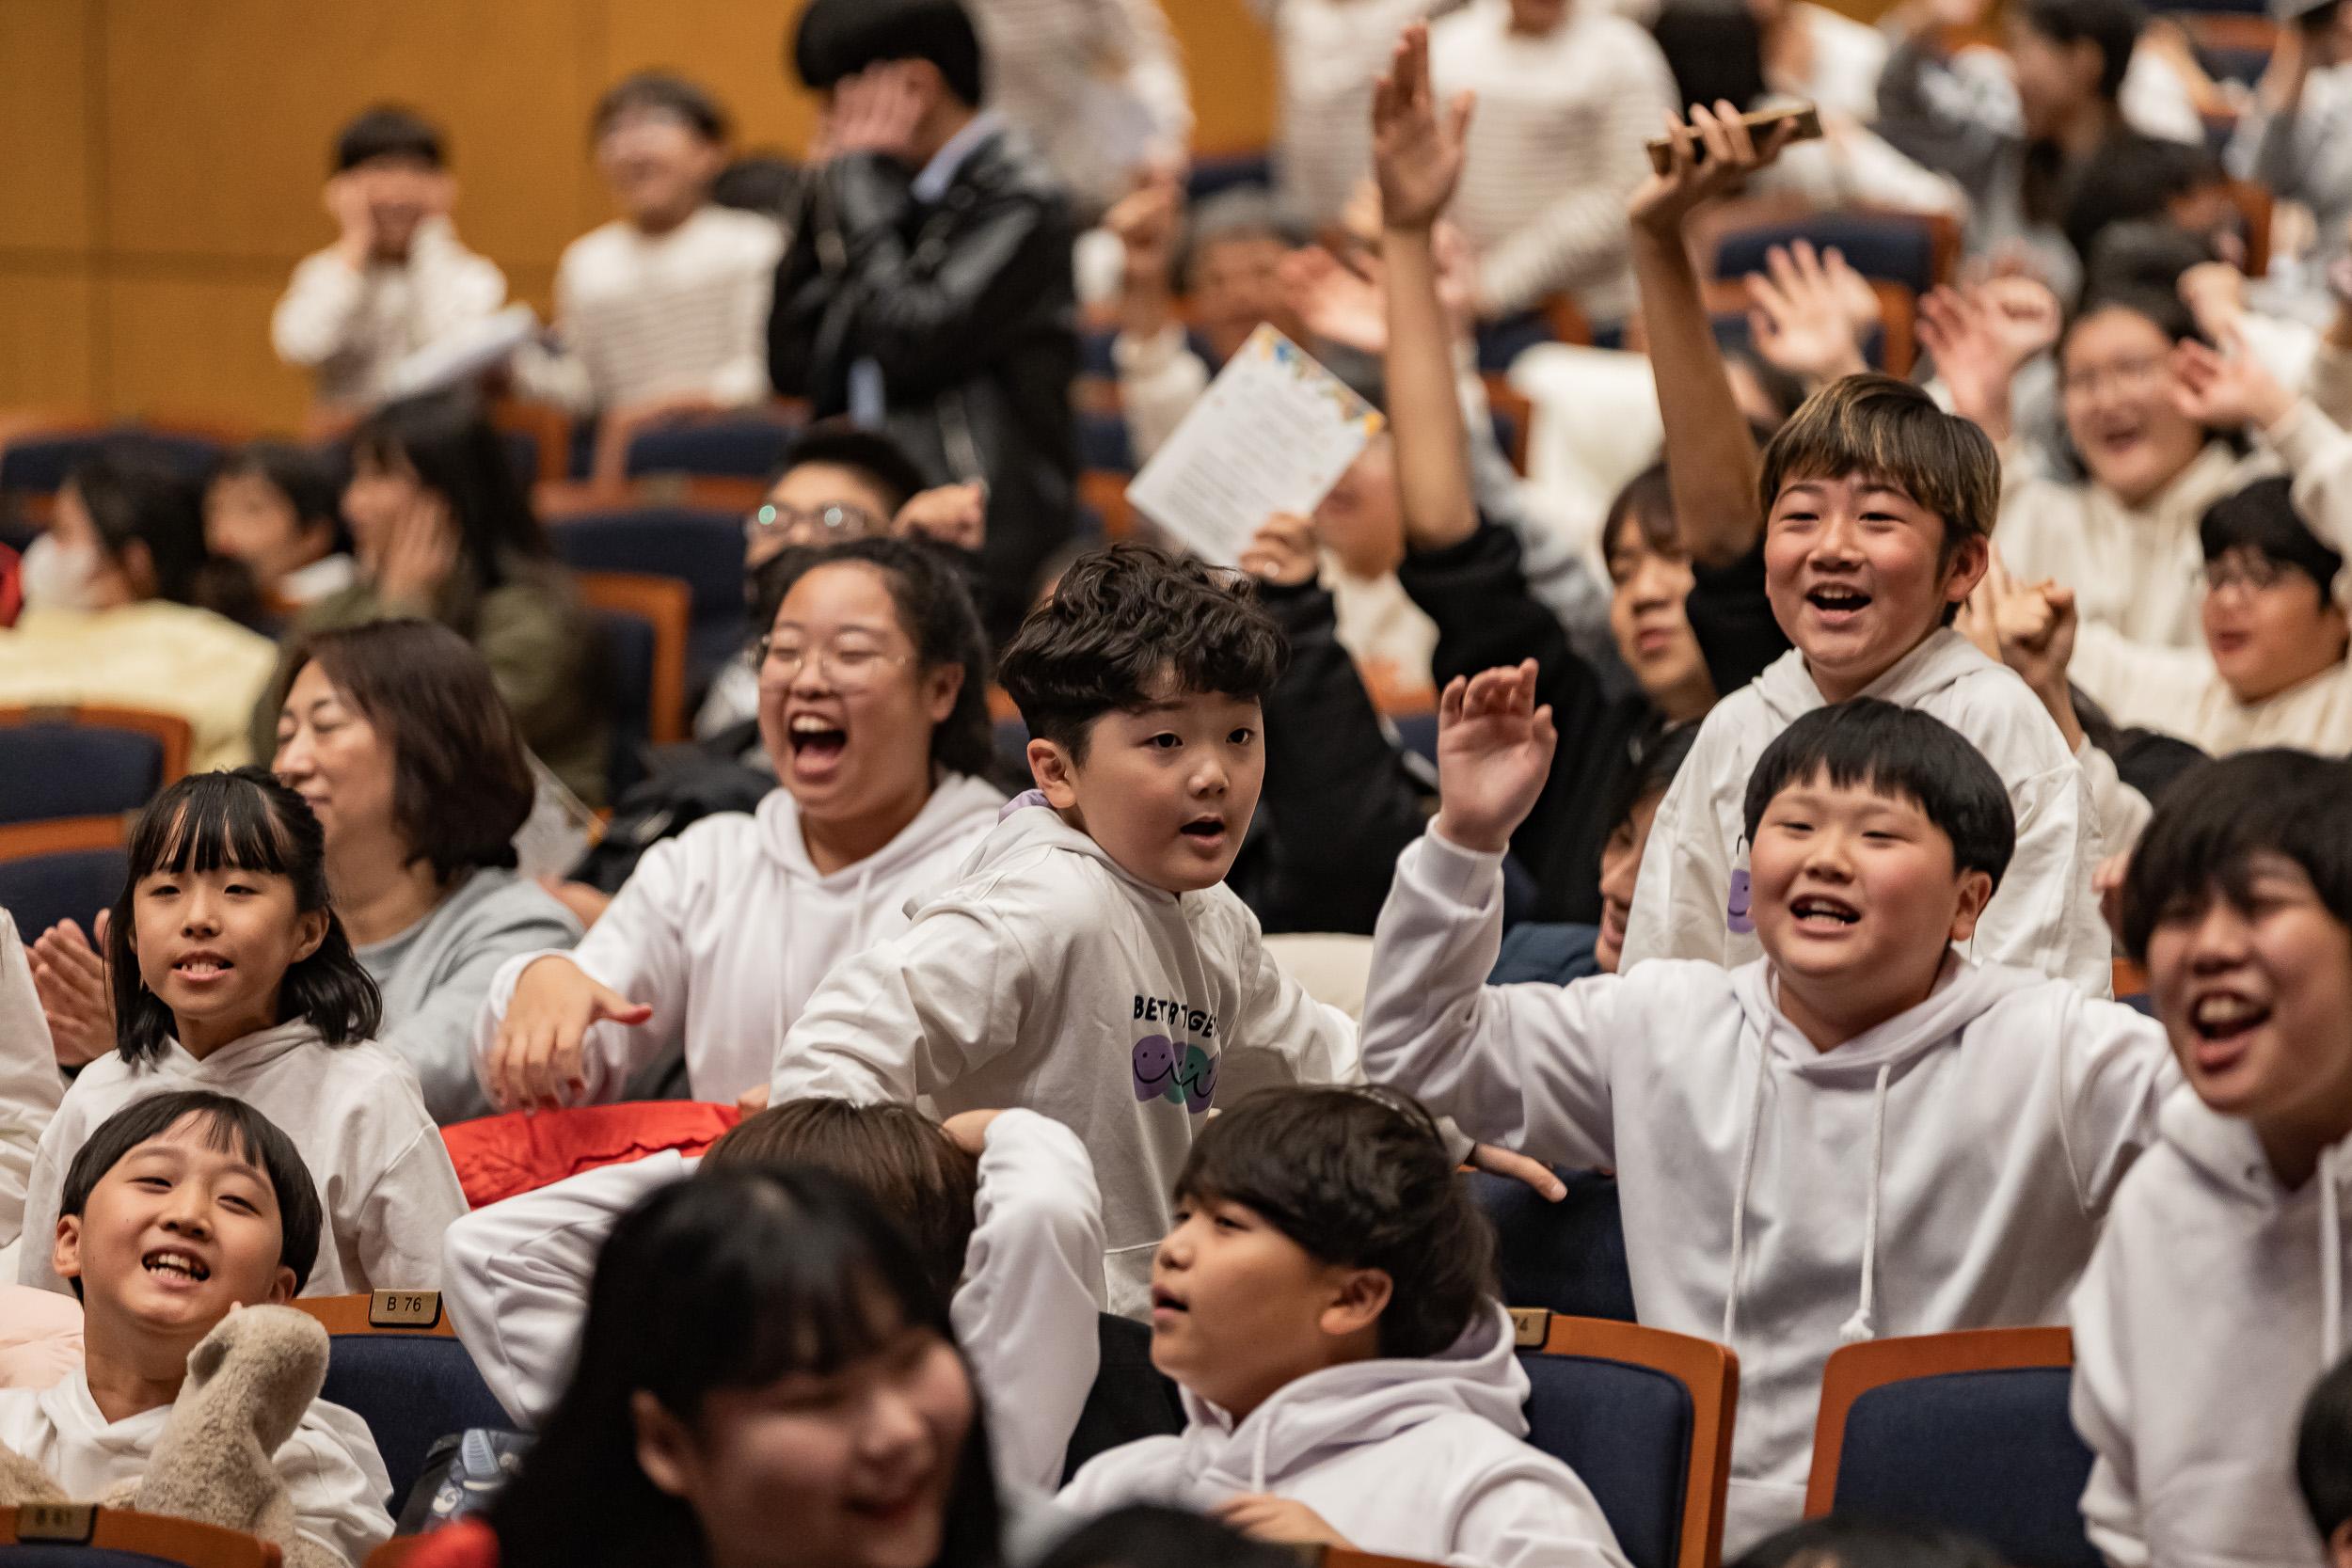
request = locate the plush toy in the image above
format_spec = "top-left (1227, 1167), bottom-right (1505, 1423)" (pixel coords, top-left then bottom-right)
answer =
top-left (0, 1305), bottom-right (343, 1568)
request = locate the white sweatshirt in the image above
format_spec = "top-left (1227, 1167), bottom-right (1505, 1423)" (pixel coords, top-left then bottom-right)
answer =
top-left (0, 1367), bottom-right (393, 1567)
top-left (1619, 627), bottom-right (2114, 997)
top-left (2070, 1095), bottom-right (2351, 1568)
top-left (1364, 830), bottom-right (2179, 1554)
top-left (471, 775), bottom-right (1003, 1108)
top-left (15, 1021), bottom-right (467, 1297)
top-left (0, 911), bottom-right (62, 1255)
top-left (439, 1108), bottom-right (1102, 1491)
top-left (1058, 1302), bottom-right (1630, 1568)
top-left (771, 803), bottom-right (1360, 1315)
top-left (270, 216), bottom-right (507, 410)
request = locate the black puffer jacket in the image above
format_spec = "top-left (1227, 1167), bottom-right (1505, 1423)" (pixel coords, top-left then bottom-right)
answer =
top-left (771, 127), bottom-right (1080, 642)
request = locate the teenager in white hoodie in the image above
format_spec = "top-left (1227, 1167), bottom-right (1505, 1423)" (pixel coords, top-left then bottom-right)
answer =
top-left (440, 1098), bottom-right (1104, 1493)
top-left (13, 770), bottom-right (465, 1296)
top-left (2068, 751), bottom-right (2352, 1568)
top-left (1362, 686), bottom-right (2178, 1555)
top-left (1615, 103), bottom-right (2110, 994)
top-left (1059, 1085), bottom-right (1629, 1568)
top-left (476, 536), bottom-right (1004, 1111)
top-left (770, 546), bottom-right (1359, 1314)
top-left (1, 1091), bottom-right (393, 1566)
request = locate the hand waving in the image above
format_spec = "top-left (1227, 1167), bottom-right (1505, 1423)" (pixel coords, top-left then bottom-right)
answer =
top-left (1746, 240), bottom-right (1875, 387)
top-left (1372, 23), bottom-right (1473, 234)
top-left (1432, 660), bottom-right (1557, 854)
top-left (2173, 326), bottom-right (2296, 434)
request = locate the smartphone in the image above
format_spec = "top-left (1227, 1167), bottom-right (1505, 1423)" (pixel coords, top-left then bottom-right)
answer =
top-left (1645, 104), bottom-right (1823, 176)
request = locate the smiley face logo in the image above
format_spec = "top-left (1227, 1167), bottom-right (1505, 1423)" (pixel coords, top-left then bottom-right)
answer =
top-left (1727, 867), bottom-right (1755, 936)
top-left (1176, 1042), bottom-right (1218, 1114)
top-left (1133, 1035), bottom-right (1179, 1102)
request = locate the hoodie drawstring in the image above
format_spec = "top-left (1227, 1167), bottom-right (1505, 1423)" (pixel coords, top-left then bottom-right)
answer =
top-left (1249, 1414), bottom-right (1270, 1493)
top-left (1838, 1063), bottom-right (1895, 1346)
top-left (2324, 1145), bottom-right (2344, 1366)
top-left (1722, 1043), bottom-right (1770, 1347)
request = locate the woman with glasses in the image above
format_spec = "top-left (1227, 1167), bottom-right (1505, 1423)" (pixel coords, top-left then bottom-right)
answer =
top-left (472, 535), bottom-right (1004, 1113)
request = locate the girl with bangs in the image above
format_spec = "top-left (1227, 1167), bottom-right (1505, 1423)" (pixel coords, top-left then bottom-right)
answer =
top-left (9, 768), bottom-right (466, 1295)
top-left (409, 1166), bottom-right (1006, 1568)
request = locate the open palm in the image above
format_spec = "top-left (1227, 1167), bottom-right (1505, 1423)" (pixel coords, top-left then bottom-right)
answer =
top-left (1372, 24), bottom-right (1472, 232)
top-left (1433, 661), bottom-right (1558, 853)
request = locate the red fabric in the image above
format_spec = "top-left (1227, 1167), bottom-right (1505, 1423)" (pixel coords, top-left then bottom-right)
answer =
top-left (0, 543), bottom-right (21, 629)
top-left (389, 1516), bottom-right (499, 1568)
top-left (440, 1101), bottom-right (742, 1209)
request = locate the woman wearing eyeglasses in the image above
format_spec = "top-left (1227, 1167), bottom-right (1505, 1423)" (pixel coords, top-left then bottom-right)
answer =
top-left (472, 535), bottom-right (1005, 1111)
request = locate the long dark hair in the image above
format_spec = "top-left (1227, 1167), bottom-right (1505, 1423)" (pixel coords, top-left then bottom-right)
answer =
top-left (490, 1166), bottom-right (1002, 1568)
top-left (108, 768), bottom-right (381, 1062)
top-left (350, 390), bottom-right (553, 602)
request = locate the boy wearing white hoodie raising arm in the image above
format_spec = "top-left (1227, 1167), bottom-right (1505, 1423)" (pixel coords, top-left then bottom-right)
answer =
top-left (1361, 683), bottom-right (2179, 1556)
top-left (1058, 1085), bottom-right (1629, 1568)
top-left (768, 545), bottom-right (1359, 1315)
top-left (2068, 751), bottom-right (2352, 1568)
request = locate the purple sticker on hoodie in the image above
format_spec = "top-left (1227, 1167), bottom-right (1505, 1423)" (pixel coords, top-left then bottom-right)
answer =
top-left (1727, 867), bottom-right (1755, 935)
top-left (1133, 1036), bottom-right (1179, 1102)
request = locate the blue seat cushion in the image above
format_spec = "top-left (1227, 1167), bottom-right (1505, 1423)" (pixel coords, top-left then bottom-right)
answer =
top-left (1833, 1366), bottom-right (2099, 1568)
top-left (0, 848), bottom-right (127, 939)
top-left (592, 609), bottom-right (655, 800)
top-left (1716, 215), bottom-right (1939, 296)
top-left (1473, 1168), bottom-right (1635, 1323)
top-left (1519, 1351), bottom-right (1692, 1568)
top-left (0, 1547), bottom-right (191, 1566)
top-left (0, 726), bottom-right (167, 825)
top-left (320, 1335), bottom-right (516, 1512)
top-left (626, 420), bottom-right (794, 479)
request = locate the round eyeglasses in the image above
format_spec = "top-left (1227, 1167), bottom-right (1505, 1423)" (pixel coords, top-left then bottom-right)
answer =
top-left (755, 635), bottom-right (913, 691)
top-left (744, 500), bottom-right (886, 546)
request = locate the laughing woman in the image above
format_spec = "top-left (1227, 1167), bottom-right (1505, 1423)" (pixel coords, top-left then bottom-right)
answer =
top-left (473, 537), bottom-right (1003, 1111)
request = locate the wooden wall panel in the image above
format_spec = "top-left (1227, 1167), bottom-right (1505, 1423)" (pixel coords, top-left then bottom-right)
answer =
top-left (103, 277), bottom-right (310, 431)
top-left (0, 272), bottom-right (97, 410)
top-left (1165, 0), bottom-right (1275, 155)
top-left (0, 0), bottom-right (94, 254)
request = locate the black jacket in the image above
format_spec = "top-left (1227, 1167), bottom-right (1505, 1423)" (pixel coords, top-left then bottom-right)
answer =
top-left (771, 128), bottom-right (1081, 641)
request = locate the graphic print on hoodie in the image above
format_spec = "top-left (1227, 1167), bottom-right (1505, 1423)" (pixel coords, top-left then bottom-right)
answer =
top-left (2070, 1091), bottom-right (2352, 1568)
top-left (1617, 626), bottom-right (2116, 995)
top-left (470, 774), bottom-right (1006, 1106)
top-left (772, 802), bottom-right (1360, 1316)
top-left (1057, 1303), bottom-right (1632, 1568)
top-left (1362, 829), bottom-right (2179, 1555)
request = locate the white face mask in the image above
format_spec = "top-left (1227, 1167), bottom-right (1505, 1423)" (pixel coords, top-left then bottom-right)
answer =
top-left (20, 532), bottom-right (105, 612)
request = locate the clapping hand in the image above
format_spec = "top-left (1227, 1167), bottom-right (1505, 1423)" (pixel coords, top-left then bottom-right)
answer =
top-left (1431, 660), bottom-right (1557, 854)
top-left (30, 913), bottom-right (114, 1068)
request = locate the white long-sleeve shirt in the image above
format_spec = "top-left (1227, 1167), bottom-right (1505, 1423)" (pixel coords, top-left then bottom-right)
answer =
top-left (0, 912), bottom-right (62, 1259)
top-left (1428, 0), bottom-right (1678, 323)
top-left (270, 217), bottom-right (507, 410)
top-left (16, 1022), bottom-right (467, 1297)
top-left (441, 1108), bottom-right (1104, 1491)
top-left (512, 206), bottom-right (783, 415)
top-left (967, 0), bottom-right (1193, 217)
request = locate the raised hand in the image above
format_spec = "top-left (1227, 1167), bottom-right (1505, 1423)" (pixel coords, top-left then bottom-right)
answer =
top-left (1629, 101), bottom-right (1795, 240)
top-left (1372, 23), bottom-right (1473, 234)
top-left (1431, 660), bottom-right (1557, 854)
top-left (486, 956), bottom-right (654, 1112)
top-left (1238, 512), bottom-right (1322, 586)
top-left (29, 914), bottom-right (114, 1068)
top-left (1281, 245), bottom-right (1389, 354)
top-left (894, 482), bottom-right (989, 552)
top-left (1746, 240), bottom-right (1874, 387)
top-left (1105, 170), bottom-right (1184, 285)
top-left (2173, 327), bottom-right (2296, 433)
top-left (1916, 277), bottom-right (2060, 444)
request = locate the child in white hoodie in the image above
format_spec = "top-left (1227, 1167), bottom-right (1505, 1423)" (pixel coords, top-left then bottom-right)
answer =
top-left (1058, 1085), bottom-right (1629, 1568)
top-left (0, 1090), bottom-right (393, 1566)
top-left (1614, 102), bottom-right (2109, 995)
top-left (2298, 1351), bottom-right (2352, 1568)
top-left (14, 768), bottom-right (465, 1296)
top-left (1362, 684), bottom-right (2178, 1555)
top-left (770, 545), bottom-right (1359, 1313)
top-left (2068, 750), bottom-right (2352, 1568)
top-left (439, 1098), bottom-right (1104, 1493)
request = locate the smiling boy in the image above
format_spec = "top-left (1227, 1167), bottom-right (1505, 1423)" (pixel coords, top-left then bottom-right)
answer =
top-left (0, 1091), bottom-right (392, 1565)
top-left (1363, 681), bottom-right (2177, 1552)
top-left (770, 545), bottom-right (1359, 1314)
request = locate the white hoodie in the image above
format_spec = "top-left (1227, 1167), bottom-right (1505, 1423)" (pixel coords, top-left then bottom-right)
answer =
top-left (15, 1021), bottom-right (467, 1297)
top-left (1364, 831), bottom-right (2179, 1554)
top-left (0, 911), bottom-right (62, 1259)
top-left (0, 1367), bottom-right (394, 1567)
top-left (471, 774), bottom-right (1003, 1107)
top-left (1619, 628), bottom-right (2114, 997)
top-left (2069, 1092), bottom-right (2351, 1568)
top-left (1057, 1302), bottom-right (1630, 1568)
top-left (438, 1108), bottom-right (1105, 1492)
top-left (771, 803), bottom-right (1360, 1316)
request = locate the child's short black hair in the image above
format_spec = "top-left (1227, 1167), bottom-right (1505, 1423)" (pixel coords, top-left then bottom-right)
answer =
top-left (1035, 1506), bottom-right (1296, 1568)
top-left (594, 71), bottom-right (728, 146)
top-left (1729, 1513), bottom-right (2004, 1568)
top-left (66, 450), bottom-right (207, 607)
top-left (334, 105), bottom-right (445, 173)
top-left (2299, 1350), bottom-right (2352, 1545)
top-left (1759, 374), bottom-right (1999, 570)
top-left (771, 419), bottom-right (933, 517)
top-left (1173, 1086), bottom-right (1495, 1360)
top-left (2017, 0), bottom-right (2147, 102)
top-left (997, 544), bottom-right (1287, 763)
top-left (2119, 750), bottom-right (2352, 962)
top-left (109, 768), bottom-right (382, 1064)
top-left (2201, 477), bottom-right (2346, 603)
top-left (1742, 699), bottom-right (2017, 893)
top-left (1602, 721), bottom-right (1700, 846)
top-left (793, 0), bottom-right (985, 109)
top-left (59, 1090), bottom-right (324, 1300)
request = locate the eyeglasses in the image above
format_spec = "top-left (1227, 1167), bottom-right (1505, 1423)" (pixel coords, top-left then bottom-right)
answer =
top-left (755, 634), bottom-right (912, 691)
top-left (2203, 553), bottom-right (2302, 594)
top-left (744, 500), bottom-right (886, 546)
top-left (2060, 355), bottom-right (2170, 401)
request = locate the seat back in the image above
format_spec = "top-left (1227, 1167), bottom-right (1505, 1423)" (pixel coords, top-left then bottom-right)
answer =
top-left (575, 573), bottom-right (690, 746)
top-left (626, 419), bottom-right (793, 480)
top-left (1470, 1168), bottom-right (1636, 1323)
top-left (0, 816), bottom-right (128, 937)
top-left (1058, 1312), bottom-right (1188, 1484)
top-left (548, 508), bottom-right (746, 694)
top-left (587, 606), bottom-right (656, 801)
top-left (1806, 1328), bottom-right (2095, 1568)
top-left (1518, 1313), bottom-right (1737, 1568)
top-left (294, 1294), bottom-right (511, 1513)
top-left (1714, 212), bottom-right (1957, 297)
top-left (0, 706), bottom-right (191, 824)
top-left (0, 1504), bottom-right (281, 1567)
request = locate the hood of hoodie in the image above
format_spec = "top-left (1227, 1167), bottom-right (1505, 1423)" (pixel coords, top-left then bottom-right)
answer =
top-left (1168, 1303), bottom-right (1530, 1495)
top-left (917, 792), bottom-right (1179, 919)
top-left (1754, 627), bottom-right (1994, 730)
top-left (161, 1018), bottom-right (325, 1077)
top-left (755, 770), bottom-right (1006, 889)
top-left (1730, 953), bottom-right (2043, 1082)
